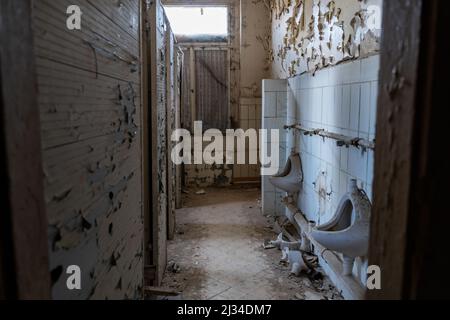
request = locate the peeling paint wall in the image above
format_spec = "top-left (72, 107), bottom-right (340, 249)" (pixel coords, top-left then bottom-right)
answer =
top-left (155, 2), bottom-right (169, 283)
top-left (149, 0), bottom-right (179, 284)
top-left (269, 0), bottom-right (383, 78)
top-left (32, 0), bottom-right (144, 299)
top-left (237, 1), bottom-right (271, 181)
top-left (240, 0), bottom-right (271, 99)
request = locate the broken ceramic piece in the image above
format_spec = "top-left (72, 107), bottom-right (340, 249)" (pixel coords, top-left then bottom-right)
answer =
top-left (270, 233), bottom-right (302, 251)
top-left (281, 247), bottom-right (309, 276)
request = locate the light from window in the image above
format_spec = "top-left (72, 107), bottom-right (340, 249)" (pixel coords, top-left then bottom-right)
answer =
top-left (164, 6), bottom-right (228, 37)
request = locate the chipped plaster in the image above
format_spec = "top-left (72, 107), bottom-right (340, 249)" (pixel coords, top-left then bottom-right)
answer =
top-left (269, 0), bottom-right (383, 78)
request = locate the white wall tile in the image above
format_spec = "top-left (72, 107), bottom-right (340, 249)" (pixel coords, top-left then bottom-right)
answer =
top-left (340, 147), bottom-right (349, 173)
top-left (367, 150), bottom-right (374, 186)
top-left (329, 164), bottom-right (341, 206)
top-left (311, 135), bottom-right (322, 159)
top-left (299, 132), bottom-right (311, 154)
top-left (328, 65), bottom-right (338, 86)
top-left (300, 73), bottom-right (310, 89)
top-left (276, 92), bottom-right (287, 118)
top-left (370, 81), bottom-right (379, 135)
top-left (322, 139), bottom-right (341, 167)
top-left (359, 82), bottom-right (371, 136)
top-left (299, 89), bottom-right (311, 121)
top-left (263, 55), bottom-right (379, 226)
top-left (340, 59), bottom-right (361, 84)
top-left (263, 92), bottom-right (277, 118)
top-left (287, 89), bottom-right (297, 120)
top-left (349, 84), bottom-right (361, 132)
top-left (311, 88), bottom-right (323, 124)
top-left (287, 78), bottom-right (296, 91)
top-left (348, 148), bottom-right (368, 182)
top-left (263, 79), bottom-right (288, 92)
top-left (341, 85), bottom-right (351, 128)
top-left (311, 69), bottom-right (330, 88)
top-left (361, 55), bottom-right (380, 82)
top-left (333, 85), bottom-right (343, 127)
top-left (295, 75), bottom-right (302, 90)
top-left (322, 86), bottom-right (334, 126)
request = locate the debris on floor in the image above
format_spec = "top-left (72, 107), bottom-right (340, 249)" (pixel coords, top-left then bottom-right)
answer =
top-left (195, 189), bottom-right (206, 195)
top-left (161, 187), bottom-right (343, 300)
top-left (167, 261), bottom-right (181, 273)
top-left (144, 286), bottom-right (183, 300)
top-left (302, 288), bottom-right (326, 300)
top-left (263, 239), bottom-right (277, 250)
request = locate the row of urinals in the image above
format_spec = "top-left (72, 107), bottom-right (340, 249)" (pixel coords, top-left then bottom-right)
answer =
top-left (269, 153), bottom-right (371, 276)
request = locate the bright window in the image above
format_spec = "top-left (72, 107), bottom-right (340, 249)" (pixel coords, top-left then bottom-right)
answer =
top-left (164, 6), bottom-right (228, 38)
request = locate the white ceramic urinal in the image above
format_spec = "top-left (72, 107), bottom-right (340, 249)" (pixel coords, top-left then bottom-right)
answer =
top-left (310, 179), bottom-right (371, 276)
top-left (269, 153), bottom-right (303, 193)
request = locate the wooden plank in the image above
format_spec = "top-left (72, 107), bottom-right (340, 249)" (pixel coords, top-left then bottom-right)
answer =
top-left (369, 0), bottom-right (450, 300)
top-left (33, 0), bottom-right (139, 83)
top-left (367, 0), bottom-right (424, 300)
top-left (36, 59), bottom-right (141, 150)
top-left (32, 0), bottom-right (144, 299)
top-left (88, 0), bottom-right (140, 40)
top-left (0, 0), bottom-right (51, 299)
top-left (149, 0), bottom-right (168, 286)
top-left (144, 265), bottom-right (156, 283)
top-left (141, 0), bottom-right (153, 274)
top-left (404, 0), bottom-right (450, 300)
top-left (144, 286), bottom-right (180, 296)
top-left (166, 30), bottom-right (176, 241)
top-left (189, 47), bottom-right (196, 128)
top-left (174, 48), bottom-right (183, 209)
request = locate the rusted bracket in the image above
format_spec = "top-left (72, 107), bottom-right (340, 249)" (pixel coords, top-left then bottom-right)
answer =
top-left (285, 124), bottom-right (375, 150)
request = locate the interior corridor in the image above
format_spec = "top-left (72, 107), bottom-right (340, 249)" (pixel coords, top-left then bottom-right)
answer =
top-left (161, 187), bottom-right (341, 300)
top-left (2, 0), bottom-right (450, 301)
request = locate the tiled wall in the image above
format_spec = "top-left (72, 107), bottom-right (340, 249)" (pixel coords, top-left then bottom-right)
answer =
top-left (261, 80), bottom-right (290, 216)
top-left (289, 55), bottom-right (379, 224)
top-left (262, 55), bottom-right (380, 285)
top-left (234, 98), bottom-right (262, 181)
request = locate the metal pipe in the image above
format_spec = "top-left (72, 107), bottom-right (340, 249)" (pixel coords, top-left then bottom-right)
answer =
top-left (284, 124), bottom-right (375, 150)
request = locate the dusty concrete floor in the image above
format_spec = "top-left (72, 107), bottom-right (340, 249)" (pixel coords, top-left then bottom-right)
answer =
top-left (161, 186), bottom-right (342, 300)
